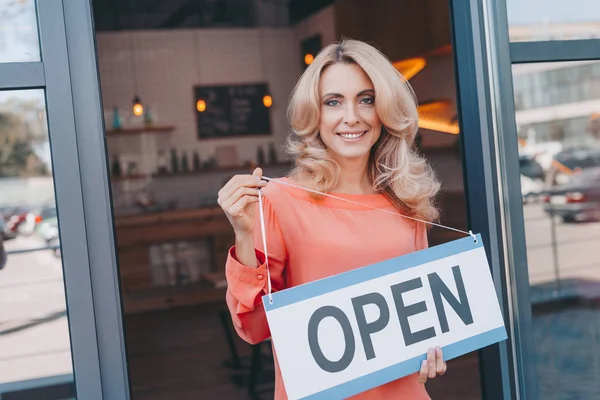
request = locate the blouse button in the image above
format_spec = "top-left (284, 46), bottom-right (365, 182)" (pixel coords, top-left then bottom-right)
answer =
top-left (257, 274), bottom-right (264, 280)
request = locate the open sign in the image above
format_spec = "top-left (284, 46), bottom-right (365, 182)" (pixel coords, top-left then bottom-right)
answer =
top-left (263, 234), bottom-right (506, 400)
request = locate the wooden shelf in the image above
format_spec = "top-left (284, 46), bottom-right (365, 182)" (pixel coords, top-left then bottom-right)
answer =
top-left (151, 162), bottom-right (293, 178)
top-left (109, 163), bottom-right (292, 182)
top-left (106, 125), bottom-right (175, 135)
top-left (115, 206), bottom-right (224, 229)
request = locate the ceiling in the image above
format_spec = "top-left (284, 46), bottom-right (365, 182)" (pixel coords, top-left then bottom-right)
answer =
top-left (91, 0), bottom-right (334, 31)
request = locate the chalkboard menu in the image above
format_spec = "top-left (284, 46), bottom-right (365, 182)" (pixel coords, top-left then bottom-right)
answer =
top-left (195, 84), bottom-right (272, 139)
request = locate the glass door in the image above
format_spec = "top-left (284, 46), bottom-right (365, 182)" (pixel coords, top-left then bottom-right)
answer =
top-left (503, 1), bottom-right (600, 398)
top-left (451, 0), bottom-right (600, 399)
top-left (0, 0), bottom-right (129, 398)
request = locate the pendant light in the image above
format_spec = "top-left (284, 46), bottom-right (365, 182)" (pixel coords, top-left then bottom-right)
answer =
top-left (258, 28), bottom-right (273, 109)
top-left (129, 33), bottom-right (144, 117)
top-left (193, 29), bottom-right (207, 113)
top-left (262, 94), bottom-right (273, 108)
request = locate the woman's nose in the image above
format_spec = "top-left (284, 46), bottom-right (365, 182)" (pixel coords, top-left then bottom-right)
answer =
top-left (343, 104), bottom-right (360, 125)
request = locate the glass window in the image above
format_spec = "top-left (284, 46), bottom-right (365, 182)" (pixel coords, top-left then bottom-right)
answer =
top-left (506, 0), bottom-right (600, 42)
top-left (512, 61), bottom-right (600, 110)
top-left (0, 89), bottom-right (75, 398)
top-left (0, 0), bottom-right (40, 63)
top-left (512, 61), bottom-right (600, 398)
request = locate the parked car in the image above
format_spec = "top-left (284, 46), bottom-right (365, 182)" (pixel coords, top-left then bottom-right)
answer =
top-left (545, 147), bottom-right (600, 187)
top-left (543, 166), bottom-right (600, 223)
top-left (5, 206), bottom-right (36, 237)
top-left (35, 206), bottom-right (58, 244)
top-left (519, 155), bottom-right (545, 202)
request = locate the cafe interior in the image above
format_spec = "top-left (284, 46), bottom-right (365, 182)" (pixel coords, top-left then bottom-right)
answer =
top-left (91, 0), bottom-right (476, 398)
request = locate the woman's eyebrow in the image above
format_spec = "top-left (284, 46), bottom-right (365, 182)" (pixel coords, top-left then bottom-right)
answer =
top-left (322, 89), bottom-right (374, 99)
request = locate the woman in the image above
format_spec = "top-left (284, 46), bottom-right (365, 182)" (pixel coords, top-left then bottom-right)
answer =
top-left (217, 39), bottom-right (446, 399)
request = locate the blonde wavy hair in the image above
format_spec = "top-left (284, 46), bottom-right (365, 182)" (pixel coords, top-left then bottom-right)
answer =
top-left (286, 39), bottom-right (440, 223)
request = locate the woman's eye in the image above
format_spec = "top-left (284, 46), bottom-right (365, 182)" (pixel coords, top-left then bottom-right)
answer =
top-left (325, 99), bottom-right (340, 106)
top-left (361, 97), bottom-right (375, 105)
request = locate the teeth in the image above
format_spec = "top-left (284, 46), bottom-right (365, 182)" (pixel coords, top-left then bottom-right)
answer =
top-left (340, 132), bottom-right (365, 139)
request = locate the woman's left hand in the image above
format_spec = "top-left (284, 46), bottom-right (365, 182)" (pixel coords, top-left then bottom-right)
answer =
top-left (418, 347), bottom-right (447, 383)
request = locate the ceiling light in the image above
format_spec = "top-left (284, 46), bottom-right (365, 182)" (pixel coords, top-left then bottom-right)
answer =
top-left (392, 57), bottom-right (427, 80)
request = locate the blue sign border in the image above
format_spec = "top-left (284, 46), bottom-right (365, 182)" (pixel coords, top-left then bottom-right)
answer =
top-left (263, 233), bottom-right (483, 311)
top-left (301, 326), bottom-right (507, 399)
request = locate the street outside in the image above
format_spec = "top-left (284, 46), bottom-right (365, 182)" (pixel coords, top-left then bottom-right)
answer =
top-left (0, 235), bottom-right (73, 392)
top-left (524, 203), bottom-right (600, 290)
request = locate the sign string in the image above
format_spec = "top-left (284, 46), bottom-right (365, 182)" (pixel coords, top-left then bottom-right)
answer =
top-left (257, 176), bottom-right (478, 305)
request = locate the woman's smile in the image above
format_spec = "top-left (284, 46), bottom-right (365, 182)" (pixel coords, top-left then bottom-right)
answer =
top-left (337, 130), bottom-right (368, 142)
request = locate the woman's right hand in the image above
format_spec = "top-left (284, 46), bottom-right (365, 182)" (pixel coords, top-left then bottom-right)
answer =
top-left (217, 168), bottom-right (267, 235)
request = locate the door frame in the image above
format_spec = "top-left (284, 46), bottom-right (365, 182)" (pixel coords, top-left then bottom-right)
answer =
top-left (0, 1), bottom-right (130, 398)
top-left (450, 0), bottom-right (536, 399)
top-left (61, 0), bottom-right (132, 398)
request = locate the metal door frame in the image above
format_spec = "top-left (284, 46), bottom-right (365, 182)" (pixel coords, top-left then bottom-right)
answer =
top-left (0, 1), bottom-right (130, 398)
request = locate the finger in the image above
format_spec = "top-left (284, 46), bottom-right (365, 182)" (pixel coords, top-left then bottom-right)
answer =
top-left (221, 188), bottom-right (259, 213)
top-left (229, 195), bottom-right (259, 216)
top-left (440, 361), bottom-right (447, 376)
top-left (219, 174), bottom-right (241, 196)
top-left (219, 174), bottom-right (266, 198)
top-left (435, 347), bottom-right (446, 375)
top-left (219, 177), bottom-right (265, 203)
top-left (252, 167), bottom-right (263, 179)
top-left (418, 360), bottom-right (428, 384)
top-left (427, 348), bottom-right (436, 379)
top-left (219, 186), bottom-right (257, 209)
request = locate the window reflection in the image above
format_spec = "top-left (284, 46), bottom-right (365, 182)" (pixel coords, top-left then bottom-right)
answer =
top-left (0, 90), bottom-right (75, 398)
top-left (513, 61), bottom-right (600, 398)
top-left (513, 61), bottom-right (600, 111)
top-left (506, 0), bottom-right (600, 42)
top-left (0, 0), bottom-right (40, 63)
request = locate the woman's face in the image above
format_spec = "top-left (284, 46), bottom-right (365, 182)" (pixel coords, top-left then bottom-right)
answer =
top-left (318, 63), bottom-right (382, 163)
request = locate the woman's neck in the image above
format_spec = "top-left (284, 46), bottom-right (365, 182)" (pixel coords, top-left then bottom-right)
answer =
top-left (333, 156), bottom-right (375, 195)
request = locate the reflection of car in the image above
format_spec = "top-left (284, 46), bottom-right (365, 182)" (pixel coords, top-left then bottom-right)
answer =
top-left (545, 147), bottom-right (600, 187)
top-left (519, 155), bottom-right (545, 201)
top-left (544, 167), bottom-right (600, 223)
top-left (5, 206), bottom-right (36, 237)
top-left (35, 206), bottom-right (58, 243)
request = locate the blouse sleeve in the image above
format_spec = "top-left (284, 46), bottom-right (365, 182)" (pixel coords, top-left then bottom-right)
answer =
top-left (224, 194), bottom-right (286, 344)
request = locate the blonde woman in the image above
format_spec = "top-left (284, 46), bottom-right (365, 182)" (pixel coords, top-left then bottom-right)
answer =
top-left (218, 39), bottom-right (446, 399)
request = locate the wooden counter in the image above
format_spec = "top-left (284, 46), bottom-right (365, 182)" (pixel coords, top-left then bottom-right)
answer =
top-left (115, 207), bottom-right (234, 314)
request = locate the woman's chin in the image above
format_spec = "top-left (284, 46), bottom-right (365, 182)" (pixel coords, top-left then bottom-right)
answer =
top-left (330, 147), bottom-right (372, 162)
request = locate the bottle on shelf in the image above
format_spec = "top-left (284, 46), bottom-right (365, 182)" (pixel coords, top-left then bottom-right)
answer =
top-left (181, 152), bottom-right (189, 172)
top-left (112, 106), bottom-right (122, 130)
top-left (257, 145), bottom-right (265, 166)
top-left (193, 151), bottom-right (201, 171)
top-left (170, 148), bottom-right (179, 174)
top-left (110, 155), bottom-right (122, 177)
top-left (268, 142), bottom-right (278, 165)
top-left (144, 106), bottom-right (154, 127)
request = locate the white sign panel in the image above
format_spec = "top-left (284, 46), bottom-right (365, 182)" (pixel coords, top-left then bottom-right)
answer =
top-left (263, 234), bottom-right (506, 400)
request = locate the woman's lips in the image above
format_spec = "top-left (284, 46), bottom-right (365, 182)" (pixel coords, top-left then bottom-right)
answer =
top-left (337, 131), bottom-right (367, 141)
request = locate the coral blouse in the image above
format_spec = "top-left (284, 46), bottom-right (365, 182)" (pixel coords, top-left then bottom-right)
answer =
top-left (225, 178), bottom-right (431, 399)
